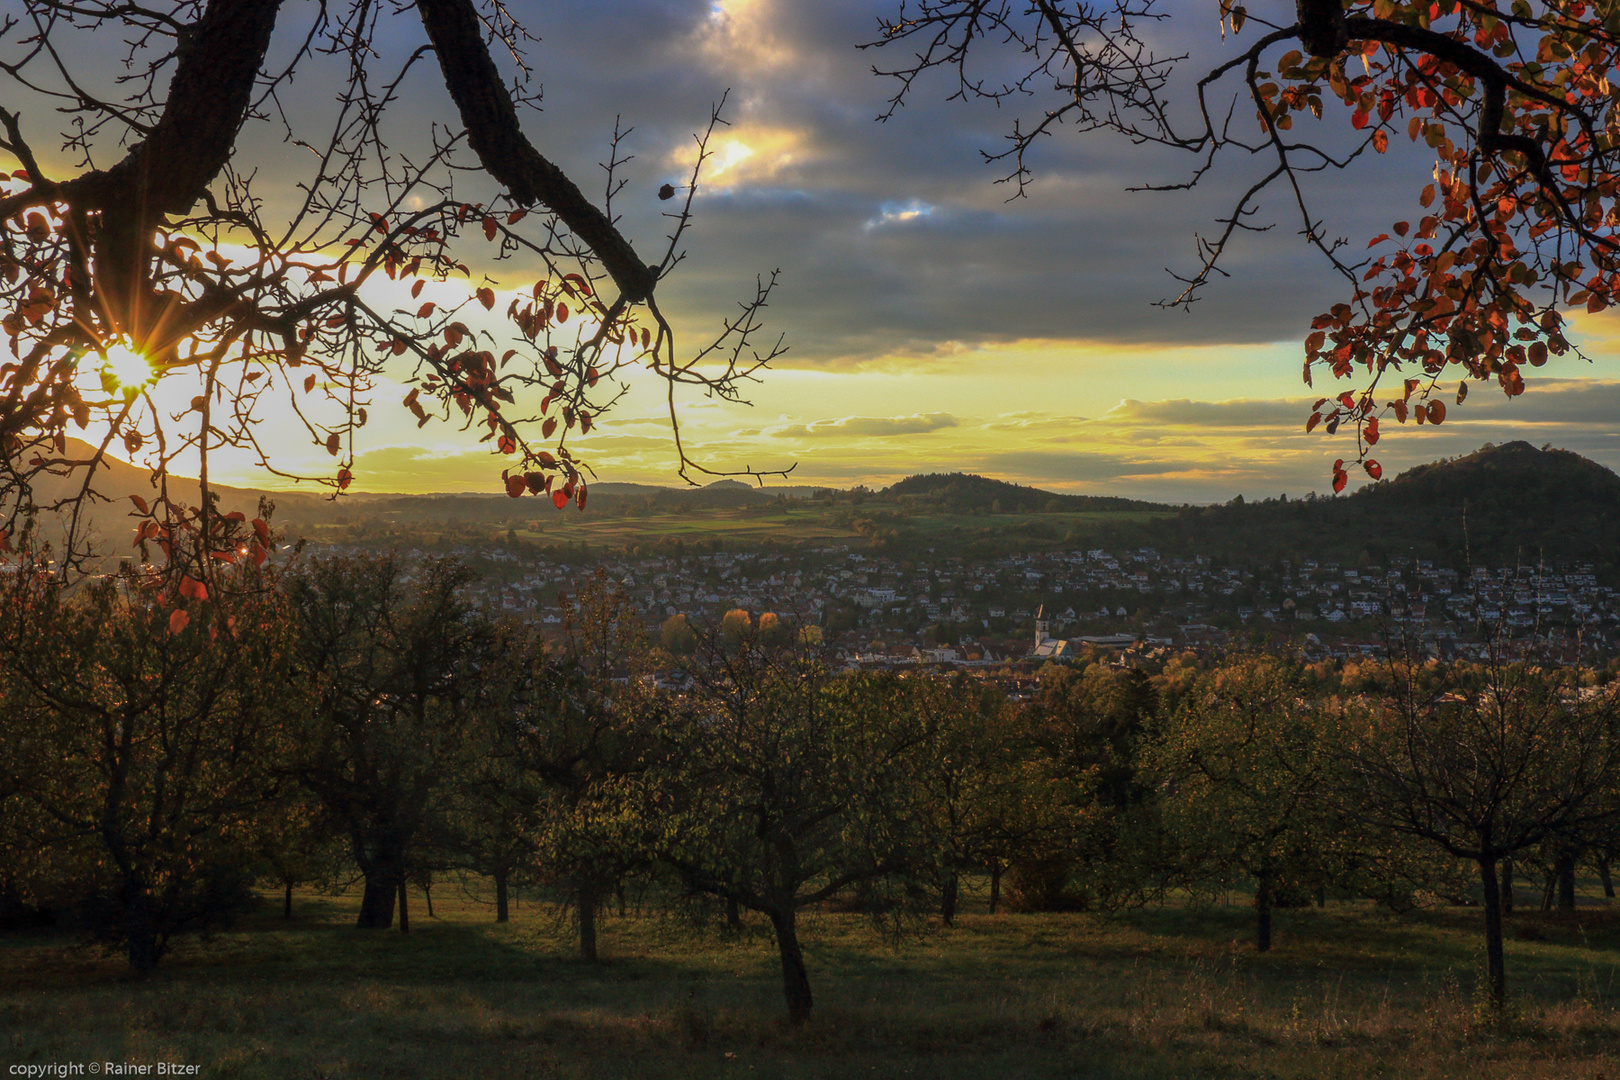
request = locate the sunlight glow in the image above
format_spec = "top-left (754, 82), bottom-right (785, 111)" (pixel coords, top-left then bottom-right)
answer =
top-left (101, 344), bottom-right (155, 392)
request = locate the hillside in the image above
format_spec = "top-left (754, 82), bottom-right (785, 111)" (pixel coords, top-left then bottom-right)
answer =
top-left (1138, 442), bottom-right (1620, 574)
top-left (885, 472), bottom-right (1161, 513)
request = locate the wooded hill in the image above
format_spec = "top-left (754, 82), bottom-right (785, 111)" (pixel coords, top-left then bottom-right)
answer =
top-left (1137, 442), bottom-right (1620, 574)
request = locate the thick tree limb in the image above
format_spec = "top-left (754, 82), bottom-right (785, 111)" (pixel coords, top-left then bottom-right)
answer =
top-left (414, 0), bottom-right (658, 304)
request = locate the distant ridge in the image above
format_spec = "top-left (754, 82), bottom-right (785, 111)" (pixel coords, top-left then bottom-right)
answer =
top-left (1152, 441), bottom-right (1620, 573)
top-left (885, 472), bottom-right (1160, 513)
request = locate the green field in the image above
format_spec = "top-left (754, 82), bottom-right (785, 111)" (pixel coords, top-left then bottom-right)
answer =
top-left (295, 503), bottom-right (1182, 558)
top-left (5, 882), bottom-right (1619, 1079)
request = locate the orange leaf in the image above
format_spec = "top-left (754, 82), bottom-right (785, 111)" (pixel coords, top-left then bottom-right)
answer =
top-left (130, 494), bottom-right (149, 514)
top-left (169, 609), bottom-right (190, 636)
top-left (506, 475), bottom-right (527, 498)
top-left (477, 287), bottom-right (495, 310)
top-left (1428, 400), bottom-right (1446, 424)
top-left (304, 374), bottom-right (317, 393)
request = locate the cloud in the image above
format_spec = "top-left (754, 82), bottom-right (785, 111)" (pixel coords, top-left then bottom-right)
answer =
top-left (1093, 397), bottom-right (1308, 430)
top-left (765, 412), bottom-right (960, 438)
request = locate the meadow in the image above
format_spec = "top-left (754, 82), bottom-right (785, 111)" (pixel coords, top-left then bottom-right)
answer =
top-left (4, 881), bottom-right (1619, 1080)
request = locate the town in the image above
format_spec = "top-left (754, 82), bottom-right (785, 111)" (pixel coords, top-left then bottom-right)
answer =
top-left (301, 533), bottom-right (1620, 672)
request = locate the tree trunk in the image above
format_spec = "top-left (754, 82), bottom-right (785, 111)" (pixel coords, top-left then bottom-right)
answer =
top-left (397, 879), bottom-right (410, 934)
top-left (767, 906), bottom-right (814, 1025)
top-left (125, 888), bottom-right (159, 976)
top-left (357, 874), bottom-right (397, 929)
top-left (1479, 856), bottom-right (1506, 1007)
top-left (1500, 857), bottom-right (1514, 915)
top-left (1315, 885), bottom-right (1327, 908)
top-left (283, 881), bottom-right (293, 919)
top-left (1556, 848), bottom-right (1577, 912)
top-left (423, 882), bottom-right (434, 918)
top-left (988, 862), bottom-right (1002, 915)
top-left (941, 870), bottom-right (959, 926)
top-left (1599, 856), bottom-right (1615, 899)
top-left (495, 871), bottom-right (509, 923)
top-left (1254, 877), bottom-right (1273, 953)
top-left (578, 882), bottom-right (599, 962)
top-left (725, 895), bottom-right (740, 932)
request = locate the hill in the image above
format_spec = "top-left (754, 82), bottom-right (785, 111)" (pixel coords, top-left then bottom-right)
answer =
top-left (885, 472), bottom-right (1161, 513)
top-left (1139, 442), bottom-right (1620, 575)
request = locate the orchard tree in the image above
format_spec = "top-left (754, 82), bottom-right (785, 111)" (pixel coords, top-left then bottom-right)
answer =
top-left (1336, 656), bottom-right (1620, 1005)
top-left (0, 1), bottom-right (785, 579)
top-left (871, 0), bottom-right (1620, 481)
top-left (1148, 655), bottom-right (1344, 952)
top-left (653, 656), bottom-right (932, 1025)
top-left (0, 557), bottom-right (297, 973)
top-left (286, 554), bottom-right (491, 931)
top-left (519, 572), bottom-right (659, 961)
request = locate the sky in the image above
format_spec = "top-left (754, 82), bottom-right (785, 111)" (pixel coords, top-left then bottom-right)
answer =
top-left (15, 0), bottom-right (1620, 502)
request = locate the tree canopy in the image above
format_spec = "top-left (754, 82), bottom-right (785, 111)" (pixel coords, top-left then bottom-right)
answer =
top-left (0, 0), bottom-right (783, 578)
top-left (871, 0), bottom-right (1620, 485)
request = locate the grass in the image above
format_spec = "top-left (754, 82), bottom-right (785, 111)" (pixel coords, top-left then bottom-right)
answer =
top-left (3, 883), bottom-right (1619, 1079)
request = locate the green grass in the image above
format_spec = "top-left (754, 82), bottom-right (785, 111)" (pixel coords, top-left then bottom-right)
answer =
top-left (4, 884), bottom-right (1619, 1079)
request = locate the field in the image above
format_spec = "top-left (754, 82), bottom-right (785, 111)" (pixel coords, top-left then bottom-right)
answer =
top-left (5, 882), bottom-right (1619, 1079)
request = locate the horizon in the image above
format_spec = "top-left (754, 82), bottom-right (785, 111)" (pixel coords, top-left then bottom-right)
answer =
top-left (13, 1), bottom-right (1620, 506)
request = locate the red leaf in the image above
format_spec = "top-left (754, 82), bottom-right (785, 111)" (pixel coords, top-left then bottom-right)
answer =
top-left (1428, 400), bottom-right (1446, 424)
top-left (326, 433), bottom-right (342, 455)
top-left (412, 279), bottom-right (425, 299)
top-left (483, 217), bottom-right (498, 241)
top-left (576, 485), bottom-right (587, 509)
top-left (338, 467), bottom-right (353, 490)
top-left (304, 374), bottom-right (317, 393)
top-left (477, 287), bottom-right (496, 310)
top-left (1306, 413), bottom-right (1321, 433)
top-left (1364, 416), bottom-right (1379, 445)
top-left (506, 475), bottom-right (527, 498)
top-left (1332, 469), bottom-right (1348, 494)
top-left (130, 494), bottom-right (149, 514)
top-left (1351, 109), bottom-right (1370, 130)
top-left (1371, 129), bottom-right (1389, 153)
top-left (417, 302), bottom-right (436, 318)
top-left (543, 417), bottom-right (557, 439)
top-left (508, 210), bottom-right (527, 225)
top-left (580, 412), bottom-right (593, 434)
top-left (556, 302), bottom-right (568, 323)
top-left (498, 435), bottom-right (516, 455)
top-left (1364, 460), bottom-right (1382, 480)
top-left (169, 609), bottom-right (190, 636)
top-left (551, 490), bottom-right (569, 510)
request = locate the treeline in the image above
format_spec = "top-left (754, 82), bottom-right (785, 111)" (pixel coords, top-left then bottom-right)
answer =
top-left (3, 556), bottom-right (1619, 1020)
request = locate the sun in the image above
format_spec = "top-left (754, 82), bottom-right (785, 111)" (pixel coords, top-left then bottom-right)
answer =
top-left (101, 343), bottom-right (155, 392)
